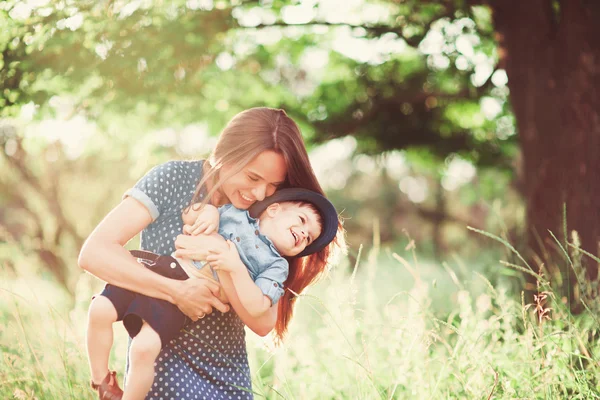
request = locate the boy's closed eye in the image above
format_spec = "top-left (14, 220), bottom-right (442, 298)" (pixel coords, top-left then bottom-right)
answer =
top-left (298, 214), bottom-right (313, 244)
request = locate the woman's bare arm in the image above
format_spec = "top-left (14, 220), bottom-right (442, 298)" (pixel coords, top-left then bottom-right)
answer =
top-left (173, 233), bottom-right (277, 335)
top-left (78, 197), bottom-right (229, 317)
top-left (218, 271), bottom-right (278, 336)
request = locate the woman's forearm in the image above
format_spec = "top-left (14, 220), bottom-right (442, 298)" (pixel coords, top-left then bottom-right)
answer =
top-left (217, 270), bottom-right (277, 336)
top-left (229, 269), bottom-right (272, 317)
top-left (79, 238), bottom-right (179, 303)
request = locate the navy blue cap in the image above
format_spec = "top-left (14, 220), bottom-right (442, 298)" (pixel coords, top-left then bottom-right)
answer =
top-left (248, 188), bottom-right (338, 257)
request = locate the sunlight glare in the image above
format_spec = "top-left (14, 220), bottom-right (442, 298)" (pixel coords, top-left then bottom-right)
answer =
top-left (176, 124), bottom-right (217, 157)
top-left (282, 5), bottom-right (316, 25)
top-left (441, 156), bottom-right (476, 191)
top-left (471, 61), bottom-right (494, 87)
top-left (216, 52), bottom-right (235, 70)
top-left (186, 0), bottom-right (214, 11)
top-left (399, 176), bottom-right (428, 203)
top-left (9, 3), bottom-right (33, 20)
top-left (384, 151), bottom-right (409, 180)
top-left (300, 48), bottom-right (329, 70)
top-left (309, 136), bottom-right (356, 190)
top-left (480, 97), bottom-right (503, 120)
top-left (491, 69), bottom-right (508, 87)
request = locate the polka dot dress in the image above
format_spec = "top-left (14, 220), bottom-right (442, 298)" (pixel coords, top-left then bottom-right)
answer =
top-left (124, 160), bottom-right (253, 399)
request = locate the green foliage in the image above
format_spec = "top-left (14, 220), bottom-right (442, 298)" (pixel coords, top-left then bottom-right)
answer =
top-left (0, 0), bottom-right (516, 167)
top-left (0, 0), bottom-right (524, 313)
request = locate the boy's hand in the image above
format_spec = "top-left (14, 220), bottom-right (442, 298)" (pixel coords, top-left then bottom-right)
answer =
top-left (184, 205), bottom-right (220, 235)
top-left (206, 240), bottom-right (246, 275)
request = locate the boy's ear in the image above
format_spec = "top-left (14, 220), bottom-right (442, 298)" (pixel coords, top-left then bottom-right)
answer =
top-left (265, 203), bottom-right (281, 217)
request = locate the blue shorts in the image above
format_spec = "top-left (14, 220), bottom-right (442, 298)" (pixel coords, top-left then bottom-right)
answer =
top-left (98, 251), bottom-right (190, 347)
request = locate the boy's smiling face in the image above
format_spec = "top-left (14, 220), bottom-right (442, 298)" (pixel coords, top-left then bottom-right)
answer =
top-left (258, 202), bottom-right (322, 257)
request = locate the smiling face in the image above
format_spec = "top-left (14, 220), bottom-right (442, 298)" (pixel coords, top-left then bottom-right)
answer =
top-left (217, 150), bottom-right (287, 210)
top-left (258, 202), bottom-right (323, 257)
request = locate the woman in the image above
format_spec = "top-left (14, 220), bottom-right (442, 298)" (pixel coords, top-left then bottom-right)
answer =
top-left (79, 107), bottom-right (342, 399)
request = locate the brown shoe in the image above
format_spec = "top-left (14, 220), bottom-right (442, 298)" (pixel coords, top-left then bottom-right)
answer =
top-left (91, 370), bottom-right (123, 400)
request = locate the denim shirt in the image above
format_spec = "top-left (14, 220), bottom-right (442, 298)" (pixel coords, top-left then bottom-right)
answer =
top-left (194, 204), bottom-right (287, 305)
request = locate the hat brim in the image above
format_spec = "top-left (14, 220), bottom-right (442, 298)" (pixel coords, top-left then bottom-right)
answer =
top-left (248, 188), bottom-right (338, 257)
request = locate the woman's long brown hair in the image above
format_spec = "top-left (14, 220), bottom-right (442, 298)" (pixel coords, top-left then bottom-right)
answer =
top-left (190, 107), bottom-right (345, 342)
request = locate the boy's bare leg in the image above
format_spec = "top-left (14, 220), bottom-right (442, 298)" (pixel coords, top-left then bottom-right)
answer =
top-left (123, 322), bottom-right (161, 400)
top-left (87, 295), bottom-right (118, 384)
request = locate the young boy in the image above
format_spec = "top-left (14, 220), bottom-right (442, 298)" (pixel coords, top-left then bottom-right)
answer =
top-left (87, 188), bottom-right (338, 400)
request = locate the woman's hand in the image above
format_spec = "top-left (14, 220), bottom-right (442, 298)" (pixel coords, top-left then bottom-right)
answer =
top-left (173, 278), bottom-right (230, 320)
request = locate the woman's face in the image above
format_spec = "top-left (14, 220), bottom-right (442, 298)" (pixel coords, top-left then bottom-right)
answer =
top-left (219, 150), bottom-right (287, 209)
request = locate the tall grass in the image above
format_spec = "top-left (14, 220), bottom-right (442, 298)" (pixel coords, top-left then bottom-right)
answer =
top-left (1, 231), bottom-right (599, 399)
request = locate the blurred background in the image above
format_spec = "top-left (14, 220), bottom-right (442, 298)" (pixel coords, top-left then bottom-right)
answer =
top-left (1, 0), bottom-right (599, 399)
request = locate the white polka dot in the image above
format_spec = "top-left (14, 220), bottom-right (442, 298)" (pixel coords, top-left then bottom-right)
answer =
top-left (129, 160), bottom-right (253, 399)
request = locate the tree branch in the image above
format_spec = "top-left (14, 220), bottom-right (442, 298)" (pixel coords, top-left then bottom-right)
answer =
top-left (0, 176), bottom-right (71, 292)
top-left (237, 4), bottom-right (458, 48)
top-left (243, 20), bottom-right (405, 38)
top-left (3, 139), bottom-right (84, 249)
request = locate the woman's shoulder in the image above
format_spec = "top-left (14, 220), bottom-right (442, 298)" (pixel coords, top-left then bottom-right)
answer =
top-left (155, 159), bottom-right (204, 173)
top-left (150, 159), bottom-right (204, 184)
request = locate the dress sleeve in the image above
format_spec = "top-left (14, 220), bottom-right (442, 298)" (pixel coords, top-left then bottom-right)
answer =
top-left (254, 258), bottom-right (288, 305)
top-left (123, 161), bottom-right (179, 221)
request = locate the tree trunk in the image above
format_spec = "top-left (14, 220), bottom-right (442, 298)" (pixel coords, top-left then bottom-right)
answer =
top-left (492, 0), bottom-right (600, 300)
